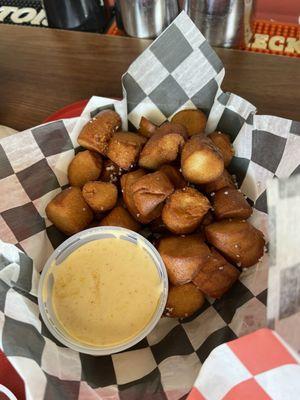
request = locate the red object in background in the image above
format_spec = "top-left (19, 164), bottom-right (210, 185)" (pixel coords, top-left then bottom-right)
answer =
top-left (44, 99), bottom-right (89, 123)
top-left (256, 0), bottom-right (300, 24)
top-left (0, 351), bottom-right (25, 400)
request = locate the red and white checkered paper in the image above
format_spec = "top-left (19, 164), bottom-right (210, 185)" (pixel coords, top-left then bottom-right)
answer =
top-left (188, 328), bottom-right (300, 400)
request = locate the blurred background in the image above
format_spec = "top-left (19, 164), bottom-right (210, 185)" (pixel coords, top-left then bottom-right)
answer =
top-left (1, 0), bottom-right (298, 57)
top-left (0, 1), bottom-right (299, 29)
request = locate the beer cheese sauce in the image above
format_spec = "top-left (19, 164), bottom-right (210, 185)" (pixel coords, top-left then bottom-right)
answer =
top-left (52, 238), bottom-right (162, 347)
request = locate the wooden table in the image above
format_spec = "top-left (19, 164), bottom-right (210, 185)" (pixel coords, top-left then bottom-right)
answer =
top-left (1, 24), bottom-right (299, 131)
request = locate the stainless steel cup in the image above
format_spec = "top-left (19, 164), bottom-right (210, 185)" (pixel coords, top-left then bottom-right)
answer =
top-left (116, 0), bottom-right (179, 39)
top-left (183, 0), bottom-right (255, 48)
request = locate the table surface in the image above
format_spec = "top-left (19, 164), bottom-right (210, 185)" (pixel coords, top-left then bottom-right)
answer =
top-left (0, 24), bottom-right (299, 131)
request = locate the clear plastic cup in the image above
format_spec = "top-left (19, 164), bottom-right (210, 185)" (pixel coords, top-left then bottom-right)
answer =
top-left (38, 226), bottom-right (168, 355)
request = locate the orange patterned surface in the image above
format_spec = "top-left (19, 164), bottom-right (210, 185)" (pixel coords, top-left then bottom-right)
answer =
top-left (106, 19), bottom-right (300, 58)
top-left (248, 20), bottom-right (300, 57)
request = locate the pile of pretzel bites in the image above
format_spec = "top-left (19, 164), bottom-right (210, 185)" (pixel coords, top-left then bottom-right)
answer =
top-left (46, 109), bottom-right (265, 319)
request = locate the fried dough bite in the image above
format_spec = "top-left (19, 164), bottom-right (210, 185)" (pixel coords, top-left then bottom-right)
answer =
top-left (139, 123), bottom-right (187, 170)
top-left (158, 235), bottom-right (210, 285)
top-left (100, 159), bottom-right (123, 184)
top-left (159, 165), bottom-right (186, 189)
top-left (46, 187), bottom-right (93, 235)
top-left (181, 136), bottom-right (224, 184)
top-left (107, 132), bottom-right (146, 170)
top-left (193, 248), bottom-right (240, 298)
top-left (77, 110), bottom-right (121, 155)
top-left (171, 109), bottom-right (207, 136)
top-left (82, 181), bottom-right (118, 212)
top-left (99, 205), bottom-right (141, 232)
top-left (67, 150), bottom-right (103, 188)
top-left (165, 283), bottom-right (205, 318)
top-left (203, 169), bottom-right (235, 194)
top-left (208, 131), bottom-right (234, 167)
top-left (162, 187), bottom-right (211, 234)
top-left (212, 187), bottom-right (252, 220)
top-left (132, 171), bottom-right (174, 217)
top-left (138, 116), bottom-right (157, 138)
top-left (121, 169), bottom-right (161, 223)
top-left (205, 220), bottom-right (265, 268)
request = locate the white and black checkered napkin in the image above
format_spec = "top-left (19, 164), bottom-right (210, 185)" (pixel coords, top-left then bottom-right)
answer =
top-left (266, 174), bottom-right (300, 352)
top-left (1, 11), bottom-right (300, 400)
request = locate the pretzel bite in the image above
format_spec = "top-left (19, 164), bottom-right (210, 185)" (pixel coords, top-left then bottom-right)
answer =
top-left (158, 235), bottom-right (210, 285)
top-left (208, 131), bottom-right (234, 167)
top-left (46, 187), bottom-right (93, 235)
top-left (205, 220), bottom-right (265, 267)
top-left (171, 109), bottom-right (207, 136)
top-left (181, 136), bottom-right (224, 184)
top-left (77, 110), bottom-right (121, 155)
top-left (138, 116), bottom-right (157, 138)
top-left (165, 283), bottom-right (205, 318)
top-left (162, 187), bottom-right (211, 234)
top-left (193, 248), bottom-right (240, 298)
top-left (212, 188), bottom-right (252, 220)
top-left (67, 150), bottom-right (103, 188)
top-left (121, 169), bottom-right (160, 223)
top-left (159, 165), bottom-right (186, 189)
top-left (121, 169), bottom-right (146, 220)
top-left (132, 171), bottom-right (174, 217)
top-left (139, 123), bottom-right (187, 170)
top-left (100, 206), bottom-right (141, 232)
top-left (82, 181), bottom-right (118, 212)
top-left (203, 169), bottom-right (235, 194)
top-left (100, 159), bottom-right (123, 184)
top-left (106, 132), bottom-right (146, 170)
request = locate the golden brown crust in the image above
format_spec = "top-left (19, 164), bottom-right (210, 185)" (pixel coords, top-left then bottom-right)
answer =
top-left (162, 187), bottom-right (211, 234)
top-left (158, 235), bottom-right (210, 285)
top-left (138, 116), bottom-right (157, 138)
top-left (193, 248), bottom-right (240, 298)
top-left (212, 187), bottom-right (252, 220)
top-left (139, 123), bottom-right (187, 170)
top-left (181, 136), bottom-right (224, 184)
top-left (159, 165), bottom-right (186, 189)
top-left (45, 187), bottom-right (93, 235)
top-left (99, 206), bottom-right (141, 232)
top-left (132, 171), bottom-right (174, 217)
top-left (77, 110), bottom-right (121, 155)
top-left (107, 132), bottom-right (146, 170)
top-left (82, 181), bottom-right (118, 212)
top-left (67, 150), bottom-right (103, 188)
top-left (171, 109), bottom-right (207, 136)
top-left (205, 220), bottom-right (265, 267)
top-left (100, 159), bottom-right (123, 184)
top-left (121, 169), bottom-right (161, 223)
top-left (165, 283), bottom-right (205, 318)
top-left (203, 169), bottom-right (235, 194)
top-left (208, 131), bottom-right (235, 167)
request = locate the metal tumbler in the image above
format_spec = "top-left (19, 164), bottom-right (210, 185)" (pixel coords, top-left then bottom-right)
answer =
top-left (116, 0), bottom-right (179, 39)
top-left (183, 0), bottom-right (255, 48)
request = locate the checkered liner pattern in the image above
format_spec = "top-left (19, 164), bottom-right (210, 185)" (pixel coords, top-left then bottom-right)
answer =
top-left (0, 11), bottom-right (300, 400)
top-left (188, 329), bottom-right (300, 400)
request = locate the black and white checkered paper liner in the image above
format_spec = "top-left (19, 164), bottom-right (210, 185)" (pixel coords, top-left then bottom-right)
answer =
top-left (266, 174), bottom-right (300, 352)
top-left (1, 11), bottom-right (300, 400)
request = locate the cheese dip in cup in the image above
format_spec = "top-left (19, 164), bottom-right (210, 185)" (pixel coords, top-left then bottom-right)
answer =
top-left (38, 227), bottom-right (168, 355)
